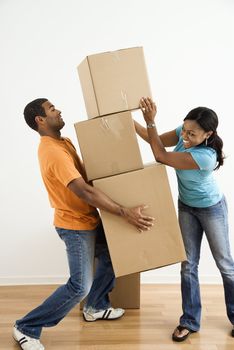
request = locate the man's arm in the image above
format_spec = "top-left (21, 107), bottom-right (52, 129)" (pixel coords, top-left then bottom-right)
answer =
top-left (68, 177), bottom-right (154, 232)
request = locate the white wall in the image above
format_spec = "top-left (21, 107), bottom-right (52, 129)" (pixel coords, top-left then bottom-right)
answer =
top-left (0, 0), bottom-right (233, 285)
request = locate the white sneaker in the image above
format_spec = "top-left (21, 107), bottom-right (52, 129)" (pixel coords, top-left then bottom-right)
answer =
top-left (83, 307), bottom-right (125, 322)
top-left (13, 326), bottom-right (45, 350)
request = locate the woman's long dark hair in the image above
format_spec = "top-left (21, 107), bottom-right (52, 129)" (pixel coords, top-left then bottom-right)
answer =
top-left (184, 107), bottom-right (224, 169)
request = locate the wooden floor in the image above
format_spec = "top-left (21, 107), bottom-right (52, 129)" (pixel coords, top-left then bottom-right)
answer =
top-left (0, 284), bottom-right (233, 350)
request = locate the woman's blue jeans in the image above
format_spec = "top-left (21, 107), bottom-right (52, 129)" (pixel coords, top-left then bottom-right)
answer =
top-left (15, 222), bottom-right (115, 339)
top-left (178, 196), bottom-right (234, 331)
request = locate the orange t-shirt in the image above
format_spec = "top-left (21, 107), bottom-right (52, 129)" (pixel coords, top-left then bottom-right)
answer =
top-left (38, 136), bottom-right (100, 230)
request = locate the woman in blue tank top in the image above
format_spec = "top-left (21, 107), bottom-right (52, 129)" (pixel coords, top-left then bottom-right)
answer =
top-left (135, 97), bottom-right (234, 342)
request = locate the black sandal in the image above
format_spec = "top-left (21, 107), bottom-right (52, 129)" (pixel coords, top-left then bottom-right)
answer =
top-left (172, 325), bottom-right (196, 342)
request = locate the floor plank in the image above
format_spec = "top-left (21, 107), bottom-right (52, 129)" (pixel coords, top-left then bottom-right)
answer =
top-left (0, 284), bottom-right (233, 349)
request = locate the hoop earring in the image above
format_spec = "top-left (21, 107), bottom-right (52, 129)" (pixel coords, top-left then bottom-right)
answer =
top-left (205, 138), bottom-right (208, 146)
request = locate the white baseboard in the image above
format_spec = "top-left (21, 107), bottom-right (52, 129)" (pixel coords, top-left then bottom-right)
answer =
top-left (0, 276), bottom-right (68, 286)
top-left (141, 274), bottom-right (222, 284)
top-left (0, 274), bottom-right (223, 286)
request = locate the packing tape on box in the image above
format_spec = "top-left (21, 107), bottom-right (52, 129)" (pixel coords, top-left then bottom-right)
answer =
top-left (100, 116), bottom-right (122, 139)
top-left (101, 117), bottom-right (110, 130)
top-left (112, 51), bottom-right (120, 62)
top-left (121, 90), bottom-right (129, 109)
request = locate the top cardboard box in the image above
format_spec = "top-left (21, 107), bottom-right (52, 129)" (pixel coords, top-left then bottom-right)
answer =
top-left (78, 47), bottom-right (152, 118)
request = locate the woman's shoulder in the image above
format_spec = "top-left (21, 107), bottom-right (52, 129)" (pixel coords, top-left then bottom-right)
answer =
top-left (190, 146), bottom-right (217, 170)
top-left (175, 125), bottom-right (183, 137)
top-left (192, 146), bottom-right (216, 156)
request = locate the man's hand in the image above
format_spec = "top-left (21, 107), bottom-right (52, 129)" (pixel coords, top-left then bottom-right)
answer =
top-left (120, 205), bottom-right (155, 232)
top-left (140, 97), bottom-right (157, 124)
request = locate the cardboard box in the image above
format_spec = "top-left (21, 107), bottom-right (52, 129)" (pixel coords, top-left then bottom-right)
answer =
top-left (74, 111), bottom-right (143, 181)
top-left (110, 273), bottom-right (140, 309)
top-left (93, 164), bottom-right (187, 277)
top-left (80, 273), bottom-right (140, 310)
top-left (78, 47), bottom-right (152, 118)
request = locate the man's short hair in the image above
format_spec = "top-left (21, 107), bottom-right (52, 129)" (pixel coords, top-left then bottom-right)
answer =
top-left (24, 98), bottom-right (48, 131)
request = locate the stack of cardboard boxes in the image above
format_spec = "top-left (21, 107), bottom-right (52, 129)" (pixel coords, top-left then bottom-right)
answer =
top-left (75, 47), bottom-right (186, 309)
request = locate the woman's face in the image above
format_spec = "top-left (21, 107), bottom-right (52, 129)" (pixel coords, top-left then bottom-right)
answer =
top-left (181, 120), bottom-right (212, 149)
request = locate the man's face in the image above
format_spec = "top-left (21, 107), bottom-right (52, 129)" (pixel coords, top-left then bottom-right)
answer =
top-left (41, 101), bottom-right (65, 131)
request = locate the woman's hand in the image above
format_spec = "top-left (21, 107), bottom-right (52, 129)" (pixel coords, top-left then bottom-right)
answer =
top-left (140, 97), bottom-right (157, 124)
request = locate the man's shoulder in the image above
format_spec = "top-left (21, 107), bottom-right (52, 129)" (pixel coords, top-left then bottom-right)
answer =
top-left (38, 136), bottom-right (78, 166)
top-left (63, 137), bottom-right (76, 150)
top-left (38, 138), bottom-right (63, 162)
top-left (38, 137), bottom-right (58, 154)
top-left (39, 136), bottom-right (74, 150)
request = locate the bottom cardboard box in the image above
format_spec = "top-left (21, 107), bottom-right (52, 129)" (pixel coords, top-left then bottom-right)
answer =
top-left (80, 273), bottom-right (140, 309)
top-left (110, 273), bottom-right (140, 309)
top-left (93, 163), bottom-right (187, 277)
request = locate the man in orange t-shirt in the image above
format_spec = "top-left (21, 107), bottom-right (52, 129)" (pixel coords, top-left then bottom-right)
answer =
top-left (13, 98), bottom-right (154, 350)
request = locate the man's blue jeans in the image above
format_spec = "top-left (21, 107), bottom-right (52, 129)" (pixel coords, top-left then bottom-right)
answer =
top-left (15, 223), bottom-right (115, 339)
top-left (178, 196), bottom-right (234, 331)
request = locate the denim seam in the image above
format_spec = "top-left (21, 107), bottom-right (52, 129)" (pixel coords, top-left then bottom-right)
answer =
top-left (15, 325), bottom-right (40, 340)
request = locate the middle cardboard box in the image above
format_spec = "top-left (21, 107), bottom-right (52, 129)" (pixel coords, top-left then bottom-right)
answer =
top-left (74, 111), bottom-right (143, 181)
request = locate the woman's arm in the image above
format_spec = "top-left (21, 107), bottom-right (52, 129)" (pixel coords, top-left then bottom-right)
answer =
top-left (134, 120), bottom-right (179, 147)
top-left (134, 120), bottom-right (149, 142)
top-left (159, 130), bottom-right (179, 147)
top-left (140, 97), bottom-right (199, 170)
